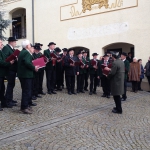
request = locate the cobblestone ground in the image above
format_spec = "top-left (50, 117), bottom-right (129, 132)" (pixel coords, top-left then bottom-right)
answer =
top-left (0, 78), bottom-right (150, 150)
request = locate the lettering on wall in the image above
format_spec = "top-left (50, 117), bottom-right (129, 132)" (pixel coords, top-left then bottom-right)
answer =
top-left (67, 22), bottom-right (129, 40)
top-left (61, 0), bottom-right (138, 21)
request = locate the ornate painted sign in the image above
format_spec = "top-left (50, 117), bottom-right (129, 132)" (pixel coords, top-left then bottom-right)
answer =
top-left (60, 0), bottom-right (138, 21)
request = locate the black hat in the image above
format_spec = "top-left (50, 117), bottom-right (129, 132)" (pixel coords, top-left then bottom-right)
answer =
top-left (7, 37), bottom-right (18, 42)
top-left (68, 48), bottom-right (74, 53)
top-left (55, 47), bottom-right (61, 53)
top-left (112, 52), bottom-right (120, 59)
top-left (34, 45), bottom-right (41, 50)
top-left (82, 50), bottom-right (88, 53)
top-left (35, 43), bottom-right (43, 46)
top-left (92, 53), bottom-right (99, 56)
top-left (121, 52), bottom-right (127, 57)
top-left (62, 48), bottom-right (68, 52)
top-left (30, 44), bottom-right (34, 47)
top-left (103, 54), bottom-right (109, 57)
top-left (77, 51), bottom-right (82, 55)
top-left (106, 51), bottom-right (111, 54)
top-left (48, 42), bottom-right (56, 46)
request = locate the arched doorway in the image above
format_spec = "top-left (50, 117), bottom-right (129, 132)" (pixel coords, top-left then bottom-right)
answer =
top-left (68, 46), bottom-right (90, 57)
top-left (9, 8), bottom-right (26, 39)
top-left (103, 42), bottom-right (134, 57)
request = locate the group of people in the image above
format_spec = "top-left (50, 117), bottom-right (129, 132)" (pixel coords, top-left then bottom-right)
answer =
top-left (0, 37), bottom-right (150, 114)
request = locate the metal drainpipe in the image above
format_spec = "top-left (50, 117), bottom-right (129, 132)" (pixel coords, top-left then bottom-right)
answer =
top-left (32, 0), bottom-right (34, 44)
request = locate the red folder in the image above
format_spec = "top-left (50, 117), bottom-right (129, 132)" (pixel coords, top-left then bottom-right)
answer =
top-left (40, 55), bottom-right (49, 63)
top-left (6, 49), bottom-right (20, 62)
top-left (91, 60), bottom-right (97, 66)
top-left (101, 64), bottom-right (112, 76)
top-left (32, 57), bottom-right (46, 69)
top-left (50, 53), bottom-right (61, 59)
top-left (69, 58), bottom-right (80, 66)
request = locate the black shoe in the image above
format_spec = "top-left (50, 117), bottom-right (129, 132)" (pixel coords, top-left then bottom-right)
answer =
top-left (68, 92), bottom-right (72, 95)
top-left (29, 103), bottom-right (37, 106)
top-left (57, 88), bottom-right (62, 91)
top-left (112, 109), bottom-right (122, 114)
top-left (77, 90), bottom-right (80, 93)
top-left (10, 102), bottom-right (17, 106)
top-left (52, 91), bottom-right (57, 94)
top-left (12, 100), bottom-right (17, 103)
top-left (138, 89), bottom-right (143, 91)
top-left (93, 91), bottom-right (97, 94)
top-left (84, 88), bottom-right (88, 91)
top-left (80, 90), bottom-right (85, 93)
top-left (48, 91), bottom-right (52, 94)
top-left (106, 95), bottom-right (110, 98)
top-left (89, 92), bottom-right (92, 95)
top-left (36, 95), bottom-right (42, 98)
top-left (32, 96), bottom-right (37, 100)
top-left (101, 94), bottom-right (106, 97)
top-left (39, 91), bottom-right (46, 95)
top-left (1, 104), bottom-right (13, 108)
top-left (0, 107), bottom-right (3, 111)
top-left (121, 98), bottom-right (126, 101)
top-left (72, 92), bottom-right (76, 95)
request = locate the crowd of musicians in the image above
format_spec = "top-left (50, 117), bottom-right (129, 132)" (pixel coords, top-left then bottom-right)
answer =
top-left (0, 37), bottom-right (150, 114)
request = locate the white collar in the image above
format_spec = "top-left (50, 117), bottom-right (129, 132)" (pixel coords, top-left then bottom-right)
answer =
top-left (26, 49), bottom-right (32, 56)
top-left (8, 44), bottom-right (13, 49)
top-left (123, 59), bottom-right (126, 62)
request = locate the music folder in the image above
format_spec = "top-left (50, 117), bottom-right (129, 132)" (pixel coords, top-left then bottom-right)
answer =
top-left (6, 49), bottom-right (20, 62)
top-left (32, 57), bottom-right (46, 69)
top-left (69, 58), bottom-right (80, 66)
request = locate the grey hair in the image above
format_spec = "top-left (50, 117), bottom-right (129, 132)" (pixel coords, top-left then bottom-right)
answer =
top-left (22, 40), bottom-right (30, 48)
top-left (133, 57), bottom-right (138, 60)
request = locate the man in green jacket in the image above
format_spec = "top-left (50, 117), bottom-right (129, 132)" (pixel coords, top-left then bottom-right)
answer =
top-left (44, 42), bottom-right (57, 94)
top-left (0, 39), bottom-right (14, 110)
top-left (17, 40), bottom-right (39, 114)
top-left (89, 53), bottom-right (100, 95)
top-left (2, 37), bottom-right (18, 107)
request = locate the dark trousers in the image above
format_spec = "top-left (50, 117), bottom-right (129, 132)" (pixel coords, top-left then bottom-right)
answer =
top-left (113, 95), bottom-right (122, 113)
top-left (38, 70), bottom-right (44, 93)
top-left (147, 76), bottom-right (150, 86)
top-left (132, 81), bottom-right (138, 92)
top-left (66, 75), bottom-right (75, 93)
top-left (19, 78), bottom-right (33, 110)
top-left (0, 77), bottom-right (7, 106)
top-left (33, 73), bottom-right (40, 96)
top-left (61, 67), bottom-right (65, 87)
top-left (45, 68), bottom-right (56, 92)
top-left (84, 73), bottom-right (89, 90)
top-left (89, 74), bottom-right (98, 92)
top-left (5, 71), bottom-right (16, 103)
top-left (122, 79), bottom-right (127, 99)
top-left (101, 75), bottom-right (110, 96)
top-left (77, 74), bottom-right (84, 91)
top-left (138, 78), bottom-right (143, 90)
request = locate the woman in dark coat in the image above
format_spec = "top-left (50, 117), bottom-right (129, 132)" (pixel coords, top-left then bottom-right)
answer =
top-left (144, 57), bottom-right (150, 92)
top-left (128, 57), bottom-right (141, 93)
top-left (138, 59), bottom-right (144, 91)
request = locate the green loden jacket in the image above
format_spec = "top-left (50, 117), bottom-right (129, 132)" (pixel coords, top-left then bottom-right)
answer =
top-left (82, 56), bottom-right (90, 74)
top-left (44, 49), bottom-right (56, 70)
top-left (89, 59), bottom-right (100, 77)
top-left (0, 50), bottom-right (11, 77)
top-left (17, 49), bottom-right (35, 78)
top-left (2, 44), bottom-right (18, 72)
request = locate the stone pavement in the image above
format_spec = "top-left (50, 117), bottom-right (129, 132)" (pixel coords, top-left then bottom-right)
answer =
top-left (0, 79), bottom-right (150, 150)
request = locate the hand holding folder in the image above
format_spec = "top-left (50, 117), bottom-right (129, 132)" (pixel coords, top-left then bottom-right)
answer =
top-left (32, 57), bottom-right (46, 69)
top-left (6, 49), bottom-right (20, 62)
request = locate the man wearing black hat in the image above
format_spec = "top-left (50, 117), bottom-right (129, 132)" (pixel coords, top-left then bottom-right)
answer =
top-left (60, 48), bottom-right (68, 88)
top-left (76, 51), bottom-right (85, 93)
top-left (105, 52), bottom-right (124, 114)
top-left (64, 48), bottom-right (78, 95)
top-left (34, 43), bottom-right (46, 96)
top-left (44, 42), bottom-right (57, 94)
top-left (55, 47), bottom-right (62, 91)
top-left (32, 45), bottom-right (43, 100)
top-left (0, 39), bottom-right (15, 110)
top-left (82, 50), bottom-right (90, 91)
top-left (101, 54), bottom-right (111, 98)
top-left (120, 52), bottom-right (130, 101)
top-left (2, 37), bottom-right (18, 107)
top-left (89, 53), bottom-right (100, 95)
